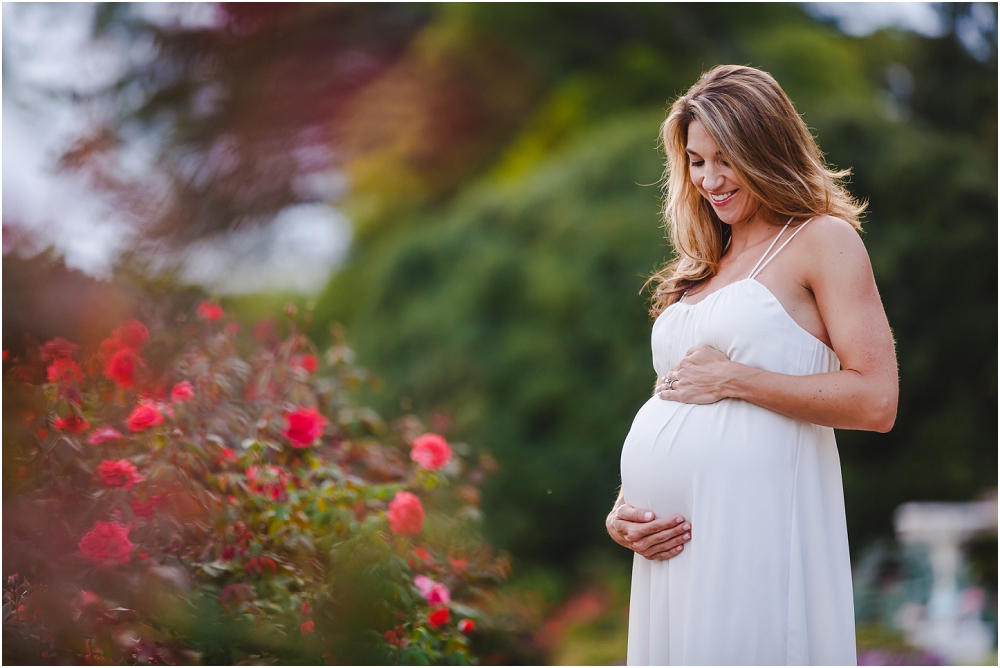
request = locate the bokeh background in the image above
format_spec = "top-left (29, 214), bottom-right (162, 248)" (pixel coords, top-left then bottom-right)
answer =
top-left (4, 2), bottom-right (997, 664)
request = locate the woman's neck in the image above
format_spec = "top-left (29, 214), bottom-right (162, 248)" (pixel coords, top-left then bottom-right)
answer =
top-left (725, 210), bottom-right (787, 259)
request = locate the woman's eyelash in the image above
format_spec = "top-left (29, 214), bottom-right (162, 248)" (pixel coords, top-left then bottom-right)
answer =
top-left (690, 160), bottom-right (704, 167)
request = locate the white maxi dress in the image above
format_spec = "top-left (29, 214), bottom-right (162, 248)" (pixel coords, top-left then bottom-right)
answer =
top-left (620, 220), bottom-right (857, 665)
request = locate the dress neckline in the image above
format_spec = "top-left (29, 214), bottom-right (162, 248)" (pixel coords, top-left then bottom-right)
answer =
top-left (665, 278), bottom-right (836, 354)
top-left (677, 216), bottom-right (816, 308)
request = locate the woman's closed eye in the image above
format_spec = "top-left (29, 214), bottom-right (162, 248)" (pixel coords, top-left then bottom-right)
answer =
top-left (690, 160), bottom-right (704, 167)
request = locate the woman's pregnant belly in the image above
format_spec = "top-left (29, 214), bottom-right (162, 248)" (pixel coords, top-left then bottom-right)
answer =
top-left (620, 396), bottom-right (801, 524)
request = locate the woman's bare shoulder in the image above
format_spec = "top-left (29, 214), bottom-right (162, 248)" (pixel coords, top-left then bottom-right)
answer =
top-left (796, 214), bottom-right (875, 290)
top-left (797, 215), bottom-right (869, 263)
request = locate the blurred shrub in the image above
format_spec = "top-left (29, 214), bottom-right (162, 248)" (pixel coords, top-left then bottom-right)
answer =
top-left (314, 110), bottom-right (667, 563)
top-left (2, 304), bottom-right (515, 664)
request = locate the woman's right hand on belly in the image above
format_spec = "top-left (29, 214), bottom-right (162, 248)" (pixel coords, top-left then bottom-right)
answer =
top-left (606, 502), bottom-right (691, 561)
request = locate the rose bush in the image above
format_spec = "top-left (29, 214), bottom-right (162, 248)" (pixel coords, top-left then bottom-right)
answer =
top-left (2, 305), bottom-right (510, 664)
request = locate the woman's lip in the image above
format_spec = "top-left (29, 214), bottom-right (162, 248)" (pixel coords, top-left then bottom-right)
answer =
top-left (708, 189), bottom-right (738, 206)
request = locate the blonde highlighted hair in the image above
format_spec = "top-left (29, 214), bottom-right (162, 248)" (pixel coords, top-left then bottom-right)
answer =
top-left (646, 64), bottom-right (865, 317)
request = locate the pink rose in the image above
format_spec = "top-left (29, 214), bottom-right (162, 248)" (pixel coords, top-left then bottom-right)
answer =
top-left (79, 521), bottom-right (134, 565)
top-left (387, 491), bottom-right (424, 536)
top-left (281, 407), bottom-right (327, 448)
top-left (111, 320), bottom-right (149, 350)
top-left (197, 301), bottom-right (224, 321)
top-left (170, 381), bottom-right (194, 403)
top-left (410, 433), bottom-right (452, 470)
top-left (414, 575), bottom-right (451, 604)
top-left (96, 459), bottom-right (143, 489)
top-left (40, 337), bottom-right (79, 361)
top-left (88, 426), bottom-right (123, 445)
top-left (126, 403), bottom-right (164, 431)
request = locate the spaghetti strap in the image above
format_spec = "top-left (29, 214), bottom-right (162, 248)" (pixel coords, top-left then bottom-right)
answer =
top-left (745, 217), bottom-right (792, 280)
top-left (748, 216), bottom-right (817, 280)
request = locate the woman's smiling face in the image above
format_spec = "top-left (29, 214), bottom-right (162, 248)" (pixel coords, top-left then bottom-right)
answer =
top-left (686, 120), bottom-right (758, 224)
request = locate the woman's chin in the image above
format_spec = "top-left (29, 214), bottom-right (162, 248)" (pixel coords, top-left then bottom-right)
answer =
top-left (713, 209), bottom-right (745, 225)
top-left (709, 200), bottom-right (753, 225)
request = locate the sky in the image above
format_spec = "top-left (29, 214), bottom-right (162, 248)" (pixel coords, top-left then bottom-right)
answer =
top-left (0, 2), bottom-right (987, 294)
top-left (2, 2), bottom-right (350, 294)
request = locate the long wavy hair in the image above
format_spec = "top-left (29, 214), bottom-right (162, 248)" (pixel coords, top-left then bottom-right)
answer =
top-left (646, 65), bottom-right (866, 317)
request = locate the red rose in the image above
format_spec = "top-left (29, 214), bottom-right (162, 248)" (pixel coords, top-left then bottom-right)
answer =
top-left (292, 354), bottom-right (319, 373)
top-left (105, 348), bottom-right (143, 389)
top-left (428, 607), bottom-right (450, 628)
top-left (218, 447), bottom-right (238, 464)
top-left (300, 620), bottom-right (315, 635)
top-left (47, 359), bottom-right (82, 385)
top-left (458, 619), bottom-right (475, 634)
top-left (97, 459), bottom-right (143, 489)
top-left (387, 491), bottom-right (424, 536)
top-left (410, 433), bottom-right (452, 470)
top-left (88, 426), bottom-right (123, 445)
top-left (170, 381), bottom-right (194, 403)
top-left (79, 521), bottom-right (134, 565)
top-left (448, 553), bottom-right (469, 571)
top-left (126, 403), bottom-right (164, 431)
top-left (54, 414), bottom-right (90, 433)
top-left (197, 301), bottom-right (224, 321)
top-left (281, 407), bottom-right (327, 448)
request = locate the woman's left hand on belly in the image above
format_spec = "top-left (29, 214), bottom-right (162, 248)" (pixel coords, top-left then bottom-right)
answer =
top-left (607, 503), bottom-right (692, 560)
top-left (657, 345), bottom-right (735, 404)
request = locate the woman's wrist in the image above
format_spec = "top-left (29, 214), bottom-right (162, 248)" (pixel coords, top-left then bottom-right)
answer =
top-left (721, 361), bottom-right (754, 400)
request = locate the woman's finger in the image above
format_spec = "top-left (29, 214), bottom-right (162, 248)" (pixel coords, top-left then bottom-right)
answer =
top-left (624, 516), bottom-right (686, 543)
top-left (641, 530), bottom-right (692, 559)
top-left (651, 543), bottom-right (686, 560)
top-left (631, 522), bottom-right (691, 552)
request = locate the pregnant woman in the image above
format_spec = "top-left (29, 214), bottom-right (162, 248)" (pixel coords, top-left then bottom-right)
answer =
top-left (606, 65), bottom-right (898, 665)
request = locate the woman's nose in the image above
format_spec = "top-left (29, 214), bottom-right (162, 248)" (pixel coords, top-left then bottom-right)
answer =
top-left (702, 165), bottom-right (724, 191)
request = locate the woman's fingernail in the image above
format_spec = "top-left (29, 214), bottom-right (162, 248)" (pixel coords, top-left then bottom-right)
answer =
top-left (644, 512), bottom-right (653, 520)
top-left (684, 533), bottom-right (690, 540)
top-left (683, 523), bottom-right (690, 531)
top-left (676, 545), bottom-right (683, 551)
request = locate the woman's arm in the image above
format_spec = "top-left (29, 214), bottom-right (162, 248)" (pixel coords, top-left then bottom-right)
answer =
top-left (658, 218), bottom-right (898, 432)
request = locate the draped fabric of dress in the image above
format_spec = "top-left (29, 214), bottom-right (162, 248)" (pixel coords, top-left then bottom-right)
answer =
top-left (620, 222), bottom-right (857, 665)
